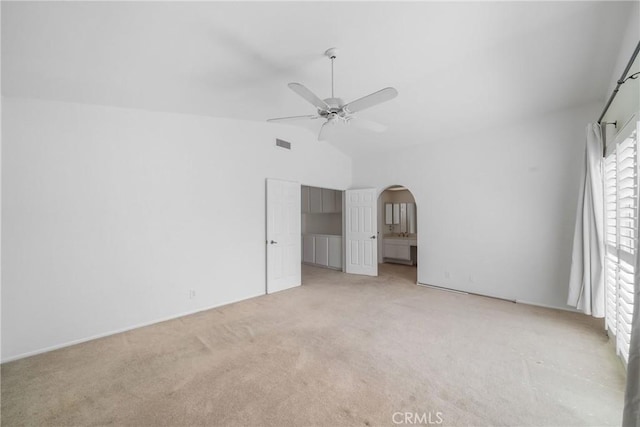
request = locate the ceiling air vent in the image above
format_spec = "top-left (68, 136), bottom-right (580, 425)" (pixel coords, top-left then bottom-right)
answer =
top-left (276, 138), bottom-right (291, 150)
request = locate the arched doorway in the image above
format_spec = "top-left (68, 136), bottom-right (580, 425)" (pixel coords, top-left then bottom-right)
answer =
top-left (377, 185), bottom-right (418, 281)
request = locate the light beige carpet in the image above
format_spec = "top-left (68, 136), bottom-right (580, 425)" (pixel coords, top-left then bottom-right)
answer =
top-left (1, 264), bottom-right (626, 426)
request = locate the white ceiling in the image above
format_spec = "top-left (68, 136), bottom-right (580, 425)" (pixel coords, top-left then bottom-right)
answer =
top-left (1, 1), bottom-right (633, 156)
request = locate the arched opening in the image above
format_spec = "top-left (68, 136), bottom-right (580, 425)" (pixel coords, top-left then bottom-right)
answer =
top-left (377, 185), bottom-right (418, 282)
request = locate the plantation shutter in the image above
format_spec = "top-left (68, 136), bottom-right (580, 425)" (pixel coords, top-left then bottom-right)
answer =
top-left (605, 153), bottom-right (618, 333)
top-left (604, 120), bottom-right (638, 365)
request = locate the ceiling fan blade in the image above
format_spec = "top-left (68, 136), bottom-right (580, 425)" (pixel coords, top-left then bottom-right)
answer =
top-left (349, 117), bottom-right (387, 133)
top-left (343, 87), bottom-right (398, 113)
top-left (267, 115), bottom-right (320, 122)
top-left (318, 120), bottom-right (337, 141)
top-left (288, 83), bottom-right (330, 111)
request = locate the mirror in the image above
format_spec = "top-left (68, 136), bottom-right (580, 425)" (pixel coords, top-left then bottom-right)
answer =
top-left (407, 203), bottom-right (416, 234)
top-left (385, 203), bottom-right (393, 225)
top-left (398, 203), bottom-right (417, 234)
top-left (385, 202), bottom-right (416, 234)
top-left (400, 203), bottom-right (407, 232)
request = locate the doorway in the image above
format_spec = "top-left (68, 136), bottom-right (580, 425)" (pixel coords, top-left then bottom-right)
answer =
top-left (377, 185), bottom-right (418, 279)
top-left (300, 185), bottom-right (344, 282)
top-left (300, 186), bottom-right (379, 279)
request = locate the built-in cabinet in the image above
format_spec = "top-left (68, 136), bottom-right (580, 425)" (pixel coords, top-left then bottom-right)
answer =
top-left (315, 236), bottom-right (329, 266)
top-left (301, 185), bottom-right (343, 270)
top-left (302, 234), bottom-right (342, 270)
top-left (383, 237), bottom-right (417, 264)
top-left (302, 186), bottom-right (342, 214)
top-left (309, 187), bottom-right (322, 213)
top-left (302, 235), bottom-right (315, 264)
top-left (328, 237), bottom-right (342, 268)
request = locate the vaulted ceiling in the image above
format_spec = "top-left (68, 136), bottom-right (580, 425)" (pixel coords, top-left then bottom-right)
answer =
top-left (2, 1), bottom-right (633, 156)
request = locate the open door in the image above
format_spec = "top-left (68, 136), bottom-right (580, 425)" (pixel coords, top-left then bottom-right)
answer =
top-left (266, 179), bottom-right (301, 293)
top-left (345, 188), bottom-right (378, 276)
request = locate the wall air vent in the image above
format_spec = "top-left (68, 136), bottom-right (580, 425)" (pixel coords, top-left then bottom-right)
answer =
top-left (276, 138), bottom-right (291, 150)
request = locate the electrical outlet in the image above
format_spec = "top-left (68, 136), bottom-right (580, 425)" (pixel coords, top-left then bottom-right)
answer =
top-left (189, 290), bottom-right (196, 299)
top-left (469, 275), bottom-right (475, 283)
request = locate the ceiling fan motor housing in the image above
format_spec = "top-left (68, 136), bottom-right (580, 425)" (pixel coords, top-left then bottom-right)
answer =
top-left (320, 97), bottom-right (346, 119)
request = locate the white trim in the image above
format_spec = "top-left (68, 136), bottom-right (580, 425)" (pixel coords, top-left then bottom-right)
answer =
top-left (417, 282), bottom-right (579, 312)
top-left (605, 113), bottom-right (638, 157)
top-left (515, 299), bottom-right (582, 313)
top-left (418, 282), bottom-right (515, 302)
top-left (417, 282), bottom-right (469, 295)
top-left (614, 112), bottom-right (638, 142)
top-left (1, 291), bottom-right (266, 364)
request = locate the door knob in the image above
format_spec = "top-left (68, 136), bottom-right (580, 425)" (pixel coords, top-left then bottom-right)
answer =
top-left (270, 240), bottom-right (278, 244)
top-left (370, 235), bottom-right (376, 239)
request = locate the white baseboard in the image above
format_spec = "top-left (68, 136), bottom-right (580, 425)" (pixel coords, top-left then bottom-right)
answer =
top-left (416, 282), bottom-right (469, 295)
top-left (1, 291), bottom-right (266, 364)
top-left (515, 299), bottom-right (581, 313)
top-left (417, 282), bottom-right (579, 313)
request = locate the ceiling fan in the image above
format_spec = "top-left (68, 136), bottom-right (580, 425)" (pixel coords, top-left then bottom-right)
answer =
top-left (267, 48), bottom-right (398, 141)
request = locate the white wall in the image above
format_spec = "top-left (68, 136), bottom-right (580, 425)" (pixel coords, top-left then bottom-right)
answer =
top-left (1, 96), bottom-right (352, 361)
top-left (602, 0), bottom-right (639, 144)
top-left (354, 102), bottom-right (601, 309)
top-left (604, 0), bottom-right (639, 99)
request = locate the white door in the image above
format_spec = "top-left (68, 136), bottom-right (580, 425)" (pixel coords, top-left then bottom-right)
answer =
top-left (345, 188), bottom-right (378, 276)
top-left (266, 179), bottom-right (301, 294)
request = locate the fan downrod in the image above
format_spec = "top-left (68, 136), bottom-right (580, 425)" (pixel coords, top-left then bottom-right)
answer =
top-left (325, 48), bottom-right (339, 98)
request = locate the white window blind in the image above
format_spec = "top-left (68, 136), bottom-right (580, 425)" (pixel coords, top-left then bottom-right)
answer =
top-left (604, 121), bottom-right (638, 365)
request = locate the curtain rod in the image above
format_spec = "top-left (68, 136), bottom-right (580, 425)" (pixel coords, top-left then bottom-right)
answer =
top-left (597, 40), bottom-right (640, 125)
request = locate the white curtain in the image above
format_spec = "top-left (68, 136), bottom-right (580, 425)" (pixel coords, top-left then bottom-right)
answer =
top-left (567, 124), bottom-right (604, 317)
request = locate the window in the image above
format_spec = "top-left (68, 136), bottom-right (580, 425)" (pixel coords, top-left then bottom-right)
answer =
top-left (604, 119), bottom-right (638, 365)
